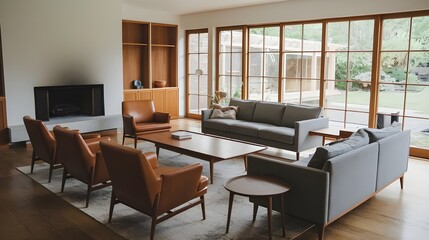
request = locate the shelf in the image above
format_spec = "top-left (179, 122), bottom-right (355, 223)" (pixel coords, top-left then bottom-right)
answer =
top-left (123, 43), bottom-right (148, 46)
top-left (152, 44), bottom-right (176, 48)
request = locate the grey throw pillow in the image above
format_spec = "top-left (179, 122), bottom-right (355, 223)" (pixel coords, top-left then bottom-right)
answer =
top-left (307, 129), bottom-right (369, 169)
top-left (364, 122), bottom-right (401, 143)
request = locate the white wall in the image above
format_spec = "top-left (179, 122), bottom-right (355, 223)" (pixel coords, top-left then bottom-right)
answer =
top-left (0, 0), bottom-right (123, 126)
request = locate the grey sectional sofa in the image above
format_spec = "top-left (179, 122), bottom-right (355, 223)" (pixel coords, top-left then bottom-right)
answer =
top-left (201, 98), bottom-right (329, 159)
top-left (247, 126), bottom-right (411, 240)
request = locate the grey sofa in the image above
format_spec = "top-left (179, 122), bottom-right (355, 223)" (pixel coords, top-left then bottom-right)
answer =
top-left (247, 127), bottom-right (411, 240)
top-left (201, 99), bottom-right (329, 159)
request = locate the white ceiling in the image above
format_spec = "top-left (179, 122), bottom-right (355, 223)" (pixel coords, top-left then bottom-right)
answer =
top-left (123, 0), bottom-right (289, 15)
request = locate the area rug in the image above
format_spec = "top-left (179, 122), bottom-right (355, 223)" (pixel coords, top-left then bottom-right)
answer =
top-left (17, 142), bottom-right (314, 240)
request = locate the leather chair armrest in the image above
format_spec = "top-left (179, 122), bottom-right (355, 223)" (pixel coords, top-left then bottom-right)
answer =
top-left (144, 152), bottom-right (158, 169)
top-left (154, 112), bottom-right (171, 123)
top-left (86, 141), bottom-right (101, 153)
top-left (82, 133), bottom-right (101, 139)
top-left (122, 114), bottom-right (136, 134)
top-left (85, 136), bottom-right (110, 145)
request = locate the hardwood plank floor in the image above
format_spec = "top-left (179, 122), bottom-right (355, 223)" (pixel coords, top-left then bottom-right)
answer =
top-left (0, 118), bottom-right (428, 239)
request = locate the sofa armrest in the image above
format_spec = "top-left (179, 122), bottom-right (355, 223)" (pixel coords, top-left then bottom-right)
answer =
top-left (294, 117), bottom-right (329, 152)
top-left (375, 130), bottom-right (410, 191)
top-left (154, 112), bottom-right (171, 123)
top-left (323, 143), bottom-right (378, 223)
top-left (122, 114), bottom-right (136, 134)
top-left (201, 109), bottom-right (213, 132)
top-left (247, 155), bottom-right (329, 225)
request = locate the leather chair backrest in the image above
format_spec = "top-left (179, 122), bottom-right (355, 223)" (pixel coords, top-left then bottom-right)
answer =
top-left (23, 116), bottom-right (56, 163)
top-left (122, 100), bottom-right (156, 124)
top-left (100, 141), bottom-right (161, 214)
top-left (53, 126), bottom-right (95, 183)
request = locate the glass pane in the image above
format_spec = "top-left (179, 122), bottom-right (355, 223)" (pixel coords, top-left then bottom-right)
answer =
top-left (188, 94), bottom-right (199, 114)
top-left (219, 76), bottom-right (230, 97)
top-left (382, 18), bottom-right (410, 51)
top-left (264, 27), bottom-right (280, 52)
top-left (231, 53), bottom-right (242, 75)
top-left (350, 20), bottom-right (374, 51)
top-left (284, 78), bottom-right (301, 95)
top-left (231, 76), bottom-right (243, 99)
top-left (346, 83), bottom-right (371, 112)
top-left (199, 95), bottom-right (209, 113)
top-left (200, 53), bottom-right (208, 73)
top-left (249, 28), bottom-right (263, 52)
top-left (378, 84), bottom-right (405, 114)
top-left (265, 53), bottom-right (279, 77)
top-left (284, 24), bottom-right (302, 51)
top-left (325, 109), bottom-right (346, 126)
top-left (188, 54), bottom-right (199, 74)
top-left (405, 86), bottom-right (429, 118)
top-left (404, 117), bottom-right (429, 149)
top-left (325, 52), bottom-right (348, 80)
top-left (199, 33), bottom-right (208, 53)
top-left (408, 52), bottom-right (429, 84)
top-left (411, 16), bottom-right (429, 50)
top-left (346, 111), bottom-right (369, 128)
top-left (264, 77), bottom-right (278, 102)
top-left (188, 75), bottom-right (198, 94)
top-left (349, 52), bottom-right (373, 81)
top-left (249, 53), bottom-right (263, 76)
top-left (199, 75), bottom-right (208, 95)
top-left (220, 31), bottom-right (231, 52)
top-left (248, 77), bottom-right (263, 101)
top-left (303, 23), bottom-right (322, 51)
top-left (302, 80), bottom-right (320, 106)
top-left (284, 53), bottom-right (302, 78)
top-left (380, 52), bottom-right (408, 83)
top-left (232, 30), bottom-right (243, 51)
top-left (325, 80), bottom-right (346, 109)
top-left (219, 53), bottom-right (231, 75)
top-left (301, 53), bottom-right (321, 79)
top-left (188, 34), bottom-right (199, 53)
top-left (326, 22), bottom-right (349, 51)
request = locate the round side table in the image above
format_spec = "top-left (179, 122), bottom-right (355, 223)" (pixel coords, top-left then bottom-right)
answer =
top-left (224, 174), bottom-right (291, 239)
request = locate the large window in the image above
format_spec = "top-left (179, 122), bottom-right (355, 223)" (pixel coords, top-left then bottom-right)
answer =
top-left (217, 27), bottom-right (245, 103)
top-left (186, 29), bottom-right (209, 118)
top-left (324, 19), bottom-right (375, 128)
top-left (282, 23), bottom-right (322, 106)
top-left (379, 15), bottom-right (429, 151)
top-left (248, 26), bottom-right (280, 101)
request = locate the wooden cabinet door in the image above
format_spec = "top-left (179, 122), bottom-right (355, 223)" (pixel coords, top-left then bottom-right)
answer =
top-left (123, 91), bottom-right (138, 101)
top-left (152, 89), bottom-right (166, 112)
top-left (165, 88), bottom-right (179, 119)
top-left (139, 90), bottom-right (152, 100)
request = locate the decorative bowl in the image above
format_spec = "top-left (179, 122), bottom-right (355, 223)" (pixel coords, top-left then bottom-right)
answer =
top-left (154, 80), bottom-right (167, 88)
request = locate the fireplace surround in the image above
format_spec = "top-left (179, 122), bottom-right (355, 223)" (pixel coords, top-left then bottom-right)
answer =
top-left (34, 84), bottom-right (104, 121)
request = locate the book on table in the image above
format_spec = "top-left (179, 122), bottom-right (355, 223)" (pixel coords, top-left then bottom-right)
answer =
top-left (171, 131), bottom-right (192, 140)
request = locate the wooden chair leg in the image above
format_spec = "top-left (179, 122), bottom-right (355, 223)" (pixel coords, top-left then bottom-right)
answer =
top-left (122, 134), bottom-right (125, 145)
top-left (108, 192), bottom-right (116, 222)
top-left (150, 217), bottom-right (157, 240)
top-left (253, 203), bottom-right (258, 221)
top-left (85, 184), bottom-right (92, 208)
top-left (30, 151), bottom-right (37, 173)
top-left (134, 136), bottom-right (137, 148)
top-left (317, 224), bottom-right (325, 240)
top-left (200, 196), bottom-right (206, 220)
top-left (296, 152), bottom-right (300, 161)
top-left (400, 176), bottom-right (404, 189)
top-left (48, 163), bottom-right (54, 183)
top-left (61, 169), bottom-right (68, 193)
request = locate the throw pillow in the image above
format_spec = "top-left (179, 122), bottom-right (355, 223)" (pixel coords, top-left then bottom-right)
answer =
top-left (364, 121), bottom-right (401, 143)
top-left (210, 109), bottom-right (237, 119)
top-left (307, 129), bottom-right (369, 169)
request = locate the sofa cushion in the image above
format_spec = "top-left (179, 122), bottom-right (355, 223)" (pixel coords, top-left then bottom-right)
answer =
top-left (252, 102), bottom-right (286, 126)
top-left (364, 121), bottom-right (401, 143)
top-left (230, 121), bottom-right (274, 137)
top-left (307, 129), bottom-right (370, 169)
top-left (229, 98), bottom-right (257, 121)
top-left (282, 104), bottom-right (322, 128)
top-left (259, 127), bottom-right (295, 144)
top-left (204, 119), bottom-right (240, 132)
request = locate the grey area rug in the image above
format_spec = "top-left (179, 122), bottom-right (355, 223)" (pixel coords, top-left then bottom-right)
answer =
top-left (17, 142), bottom-right (313, 240)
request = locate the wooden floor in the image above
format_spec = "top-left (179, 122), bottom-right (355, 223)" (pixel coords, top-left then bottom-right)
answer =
top-left (1, 118), bottom-right (428, 240)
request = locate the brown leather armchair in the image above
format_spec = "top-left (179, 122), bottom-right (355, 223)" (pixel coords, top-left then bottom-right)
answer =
top-left (99, 140), bottom-right (208, 240)
top-left (23, 116), bottom-right (102, 182)
top-left (122, 100), bottom-right (171, 148)
top-left (53, 125), bottom-right (111, 207)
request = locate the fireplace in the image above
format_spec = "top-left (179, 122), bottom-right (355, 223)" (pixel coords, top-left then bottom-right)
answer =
top-left (34, 84), bottom-right (104, 121)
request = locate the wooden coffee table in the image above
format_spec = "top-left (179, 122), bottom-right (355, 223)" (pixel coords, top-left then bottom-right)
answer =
top-left (224, 175), bottom-right (291, 239)
top-left (309, 127), bottom-right (354, 145)
top-left (138, 131), bottom-right (267, 184)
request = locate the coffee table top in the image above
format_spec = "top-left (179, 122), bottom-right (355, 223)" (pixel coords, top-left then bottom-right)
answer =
top-left (138, 131), bottom-right (267, 160)
top-left (224, 175), bottom-right (291, 197)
